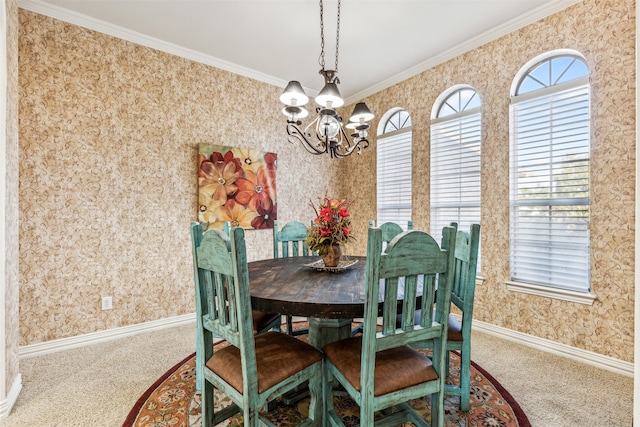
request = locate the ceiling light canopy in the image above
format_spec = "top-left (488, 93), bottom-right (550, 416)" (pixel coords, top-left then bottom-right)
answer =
top-left (280, 0), bottom-right (374, 159)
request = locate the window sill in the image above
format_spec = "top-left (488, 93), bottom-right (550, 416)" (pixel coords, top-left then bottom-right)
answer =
top-left (505, 280), bottom-right (596, 305)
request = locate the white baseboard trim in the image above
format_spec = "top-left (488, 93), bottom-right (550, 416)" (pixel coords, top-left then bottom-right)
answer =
top-left (473, 319), bottom-right (634, 377)
top-left (0, 374), bottom-right (22, 419)
top-left (18, 313), bottom-right (196, 359)
top-left (15, 312), bottom-right (633, 378)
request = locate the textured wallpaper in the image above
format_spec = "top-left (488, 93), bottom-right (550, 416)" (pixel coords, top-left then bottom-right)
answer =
top-left (339, 0), bottom-right (635, 362)
top-left (17, 10), bottom-right (340, 345)
top-left (5, 0), bottom-right (20, 392)
top-left (16, 0), bottom-right (635, 363)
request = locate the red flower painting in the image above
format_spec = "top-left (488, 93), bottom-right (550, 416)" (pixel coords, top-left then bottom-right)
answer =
top-left (198, 144), bottom-right (278, 230)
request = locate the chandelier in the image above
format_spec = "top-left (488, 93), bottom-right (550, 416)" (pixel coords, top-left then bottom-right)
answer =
top-left (279, 0), bottom-right (374, 159)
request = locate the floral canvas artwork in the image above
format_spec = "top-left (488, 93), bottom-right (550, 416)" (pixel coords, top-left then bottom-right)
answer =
top-left (198, 144), bottom-right (277, 230)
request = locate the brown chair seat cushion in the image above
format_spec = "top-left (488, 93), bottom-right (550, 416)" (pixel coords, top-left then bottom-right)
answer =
top-left (323, 336), bottom-right (438, 397)
top-left (206, 331), bottom-right (323, 394)
top-left (252, 311), bottom-right (281, 333)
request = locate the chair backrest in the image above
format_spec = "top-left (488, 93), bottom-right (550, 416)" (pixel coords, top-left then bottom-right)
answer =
top-left (361, 226), bottom-right (457, 389)
top-left (446, 222), bottom-right (481, 331)
top-left (369, 220), bottom-right (414, 243)
top-left (273, 219), bottom-right (312, 258)
top-left (190, 222), bottom-right (258, 395)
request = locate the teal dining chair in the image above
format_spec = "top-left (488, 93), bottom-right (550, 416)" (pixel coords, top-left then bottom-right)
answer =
top-left (223, 221), bottom-right (282, 336)
top-left (191, 222), bottom-right (281, 393)
top-left (273, 219), bottom-right (314, 336)
top-left (404, 222), bottom-right (481, 412)
top-left (323, 225), bottom-right (458, 427)
top-left (191, 223), bottom-right (323, 427)
top-left (351, 220), bottom-right (414, 336)
top-left (439, 223), bottom-right (480, 411)
top-left (369, 219), bottom-right (414, 245)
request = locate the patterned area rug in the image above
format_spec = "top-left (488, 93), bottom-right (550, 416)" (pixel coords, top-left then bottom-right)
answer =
top-left (123, 328), bottom-right (530, 427)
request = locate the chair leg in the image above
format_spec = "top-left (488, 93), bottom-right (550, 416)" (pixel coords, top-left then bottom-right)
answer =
top-left (264, 400), bottom-right (276, 412)
top-left (360, 395), bottom-right (375, 427)
top-left (243, 406), bottom-right (260, 427)
top-left (195, 323), bottom-right (202, 391)
top-left (286, 315), bottom-right (310, 337)
top-left (445, 349), bottom-right (451, 378)
top-left (287, 315), bottom-right (294, 335)
top-left (306, 364), bottom-right (323, 426)
top-left (201, 380), bottom-right (214, 427)
top-left (195, 350), bottom-right (203, 392)
top-left (459, 347), bottom-right (471, 411)
top-left (323, 361), bottom-right (339, 426)
top-left (322, 361), bottom-right (332, 416)
top-left (430, 390), bottom-right (445, 427)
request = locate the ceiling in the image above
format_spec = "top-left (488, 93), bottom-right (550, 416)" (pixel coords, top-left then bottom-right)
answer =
top-left (20, 0), bottom-right (580, 104)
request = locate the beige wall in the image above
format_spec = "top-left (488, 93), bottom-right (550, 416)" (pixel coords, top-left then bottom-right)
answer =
top-left (340, 0), bottom-right (635, 362)
top-left (17, 10), bottom-right (341, 345)
top-left (4, 0), bottom-right (19, 395)
top-left (16, 0), bottom-right (635, 363)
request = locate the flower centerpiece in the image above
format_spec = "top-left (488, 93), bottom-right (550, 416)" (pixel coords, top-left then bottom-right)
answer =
top-left (305, 195), bottom-right (354, 267)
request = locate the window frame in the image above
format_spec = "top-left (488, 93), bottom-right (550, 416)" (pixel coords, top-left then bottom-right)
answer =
top-left (376, 109), bottom-right (413, 231)
top-left (430, 86), bottom-right (482, 270)
top-left (508, 50), bottom-right (595, 304)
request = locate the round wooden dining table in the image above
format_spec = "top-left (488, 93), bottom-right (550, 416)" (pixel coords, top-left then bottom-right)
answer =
top-left (248, 255), bottom-right (367, 349)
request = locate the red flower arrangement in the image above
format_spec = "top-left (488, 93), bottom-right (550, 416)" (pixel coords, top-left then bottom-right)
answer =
top-left (305, 195), bottom-right (354, 256)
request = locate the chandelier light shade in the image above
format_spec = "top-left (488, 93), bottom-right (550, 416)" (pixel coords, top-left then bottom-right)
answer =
top-left (280, 80), bottom-right (309, 106)
top-left (280, 0), bottom-right (374, 159)
top-left (349, 102), bottom-right (375, 123)
top-left (315, 82), bottom-right (344, 108)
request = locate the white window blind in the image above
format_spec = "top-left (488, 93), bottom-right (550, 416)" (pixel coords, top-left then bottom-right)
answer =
top-left (430, 86), bottom-right (482, 265)
top-left (510, 81), bottom-right (590, 293)
top-left (430, 110), bottom-right (481, 243)
top-left (377, 125), bottom-right (412, 230)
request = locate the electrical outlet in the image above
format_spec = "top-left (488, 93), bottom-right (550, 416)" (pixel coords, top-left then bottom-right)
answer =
top-left (101, 296), bottom-right (113, 310)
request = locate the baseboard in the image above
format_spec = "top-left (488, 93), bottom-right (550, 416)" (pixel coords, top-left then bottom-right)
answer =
top-left (16, 312), bottom-right (633, 378)
top-left (18, 313), bottom-right (196, 359)
top-left (0, 374), bottom-right (22, 419)
top-left (473, 318), bottom-right (634, 377)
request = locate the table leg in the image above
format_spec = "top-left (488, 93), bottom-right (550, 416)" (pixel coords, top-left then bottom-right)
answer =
top-left (308, 318), bottom-right (353, 349)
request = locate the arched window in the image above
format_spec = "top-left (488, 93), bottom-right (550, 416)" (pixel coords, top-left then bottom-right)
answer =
top-left (376, 109), bottom-right (412, 229)
top-left (509, 50), bottom-right (591, 295)
top-left (430, 86), bottom-right (482, 247)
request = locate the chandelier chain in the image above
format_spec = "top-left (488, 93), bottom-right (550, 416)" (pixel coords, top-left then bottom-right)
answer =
top-left (335, 0), bottom-right (340, 72)
top-left (318, 0), bottom-right (341, 73)
top-left (319, 0), bottom-right (325, 69)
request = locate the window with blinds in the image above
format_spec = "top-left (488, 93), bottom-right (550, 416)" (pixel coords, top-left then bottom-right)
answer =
top-left (430, 87), bottom-right (481, 254)
top-left (377, 110), bottom-right (412, 230)
top-left (510, 53), bottom-right (590, 293)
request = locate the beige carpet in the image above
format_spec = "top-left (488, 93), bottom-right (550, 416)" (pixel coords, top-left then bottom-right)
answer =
top-left (1, 320), bottom-right (633, 427)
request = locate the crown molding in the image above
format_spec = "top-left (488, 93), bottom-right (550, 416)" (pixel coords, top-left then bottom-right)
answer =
top-left (19, 0), bottom-right (582, 109)
top-left (18, 0), bottom-right (289, 90)
top-left (344, 0), bottom-right (583, 105)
